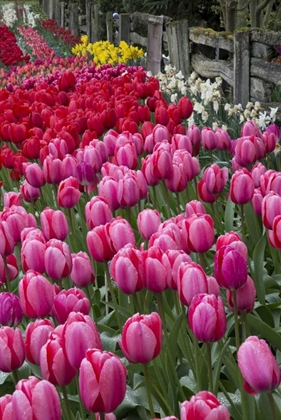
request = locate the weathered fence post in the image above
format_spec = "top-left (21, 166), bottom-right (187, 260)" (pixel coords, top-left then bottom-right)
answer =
top-left (86, 0), bottom-right (93, 40)
top-left (69, 2), bottom-right (80, 37)
top-left (234, 30), bottom-right (250, 107)
top-left (48, 0), bottom-right (54, 19)
top-left (166, 19), bottom-right (190, 78)
top-left (106, 11), bottom-right (113, 43)
top-left (119, 14), bottom-right (130, 44)
top-left (91, 5), bottom-right (100, 43)
top-left (53, 0), bottom-right (61, 25)
top-left (147, 15), bottom-right (163, 75)
top-left (60, 1), bottom-right (65, 28)
top-left (41, 0), bottom-right (49, 16)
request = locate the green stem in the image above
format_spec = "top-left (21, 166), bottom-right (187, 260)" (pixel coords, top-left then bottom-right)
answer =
top-left (90, 413), bottom-right (96, 420)
top-left (267, 392), bottom-right (276, 420)
top-left (11, 369), bottom-right (19, 387)
top-left (233, 290), bottom-right (248, 420)
top-left (206, 342), bottom-right (214, 394)
top-left (76, 376), bottom-right (85, 420)
top-left (99, 413), bottom-right (105, 420)
top-left (143, 363), bottom-right (155, 418)
top-left (240, 204), bottom-right (246, 242)
top-left (132, 293), bottom-right (141, 313)
top-left (157, 293), bottom-right (186, 401)
top-left (199, 252), bottom-right (207, 272)
top-left (162, 181), bottom-right (171, 218)
top-left (61, 386), bottom-right (72, 420)
top-left (104, 262), bottom-right (122, 330)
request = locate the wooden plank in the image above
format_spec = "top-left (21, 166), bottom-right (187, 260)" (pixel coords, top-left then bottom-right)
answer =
top-left (166, 19), bottom-right (190, 78)
top-left (189, 27), bottom-right (234, 52)
top-left (251, 57), bottom-right (281, 86)
top-left (146, 15), bottom-right (163, 75)
top-left (130, 32), bottom-right (147, 48)
top-left (191, 54), bottom-right (234, 86)
top-left (106, 11), bottom-right (113, 43)
top-left (250, 29), bottom-right (281, 46)
top-left (68, 2), bottom-right (80, 37)
top-left (86, 0), bottom-right (93, 40)
top-left (250, 77), bottom-right (274, 102)
top-left (60, 1), bottom-right (65, 28)
top-left (234, 30), bottom-right (250, 107)
top-left (251, 42), bottom-right (274, 59)
top-left (91, 5), bottom-right (100, 43)
top-left (119, 13), bottom-right (130, 44)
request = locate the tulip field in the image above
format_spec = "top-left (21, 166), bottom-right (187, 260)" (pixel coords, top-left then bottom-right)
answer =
top-left (1, 2), bottom-right (281, 420)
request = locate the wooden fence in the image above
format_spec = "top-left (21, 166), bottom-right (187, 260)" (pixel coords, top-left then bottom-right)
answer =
top-left (40, 1), bottom-right (281, 111)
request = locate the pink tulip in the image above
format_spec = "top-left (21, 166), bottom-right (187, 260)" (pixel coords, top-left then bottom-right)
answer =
top-left (40, 325), bottom-right (77, 386)
top-left (0, 394), bottom-right (13, 419)
top-left (251, 162), bottom-right (267, 188)
top-left (162, 250), bottom-right (192, 290)
top-left (110, 244), bottom-right (144, 294)
top-left (20, 180), bottom-right (41, 203)
top-left (201, 127), bottom-right (217, 150)
top-left (230, 168), bottom-right (254, 204)
top-left (18, 270), bottom-right (55, 318)
top-left (206, 275), bottom-right (220, 296)
top-left (22, 162), bottom-right (46, 188)
top-left (227, 275), bottom-right (256, 314)
top-left (45, 239), bottom-right (72, 280)
top-left (57, 176), bottom-right (81, 208)
top-left (98, 176), bottom-right (120, 211)
top-left (137, 209), bottom-right (162, 240)
top-left (12, 376), bottom-right (62, 420)
top-left (85, 196), bottom-right (113, 229)
top-left (187, 124), bottom-right (201, 155)
top-left (70, 251), bottom-right (96, 287)
top-left (203, 164), bottom-right (228, 195)
top-left (177, 262), bottom-right (208, 306)
top-left (214, 245), bottom-right (248, 290)
top-left (185, 200), bottom-right (206, 217)
top-left (188, 294), bottom-right (226, 342)
top-left (52, 288), bottom-right (90, 324)
top-left (119, 312), bottom-right (162, 363)
top-left (141, 155), bottom-right (161, 186)
top-left (180, 391), bottom-right (230, 419)
top-left (216, 231), bottom-right (248, 260)
top-left (143, 246), bottom-right (169, 292)
top-left (63, 312), bottom-right (102, 370)
top-left (108, 217), bottom-right (136, 252)
top-left (117, 173), bottom-right (140, 207)
top-left (79, 349), bottom-right (127, 413)
top-left (21, 237), bottom-right (46, 273)
top-left (197, 179), bottom-right (217, 203)
top-left (0, 292), bottom-right (23, 327)
top-left (165, 161), bottom-right (188, 192)
top-left (0, 327), bottom-right (25, 372)
top-left (151, 147), bottom-right (173, 180)
top-left (262, 191), bottom-right (281, 229)
top-left (40, 207), bottom-right (69, 241)
top-left (87, 223), bottom-right (115, 262)
top-left (1, 206), bottom-right (36, 244)
top-left (238, 336), bottom-right (281, 394)
top-left (182, 214), bottom-right (215, 253)
top-left (3, 192), bottom-right (21, 208)
top-left (252, 188), bottom-right (263, 216)
top-left (214, 127), bottom-right (231, 150)
top-left (0, 253), bottom-right (18, 286)
top-left (43, 154), bottom-right (64, 184)
top-left (25, 318), bottom-right (54, 365)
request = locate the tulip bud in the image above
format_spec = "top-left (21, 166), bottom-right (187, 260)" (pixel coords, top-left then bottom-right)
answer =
top-left (137, 209), bottom-right (162, 240)
top-left (45, 239), bottom-right (72, 280)
top-left (79, 349), bottom-right (127, 413)
top-left (180, 391), bottom-right (230, 419)
top-left (70, 251), bottom-right (96, 287)
top-left (40, 207), bottom-right (69, 241)
top-left (238, 336), bottom-right (281, 394)
top-left (0, 327), bottom-right (25, 372)
top-left (177, 261), bottom-right (208, 306)
top-left (214, 245), bottom-right (248, 290)
top-left (230, 168), bottom-right (254, 205)
top-left (25, 319), bottom-right (54, 365)
top-left (52, 288), bottom-right (90, 324)
top-left (188, 294), bottom-right (227, 342)
top-left (119, 312), bottom-right (162, 363)
top-left (0, 292), bottom-right (23, 327)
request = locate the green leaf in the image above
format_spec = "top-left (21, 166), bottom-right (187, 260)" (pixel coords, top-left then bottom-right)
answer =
top-left (247, 313), bottom-right (281, 351)
top-left (224, 198), bottom-right (235, 231)
top-left (244, 202), bottom-right (262, 248)
top-left (0, 371), bottom-right (10, 385)
top-left (252, 232), bottom-right (267, 304)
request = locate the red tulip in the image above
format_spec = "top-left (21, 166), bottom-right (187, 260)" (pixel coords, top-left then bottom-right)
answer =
top-left (177, 96), bottom-right (193, 119)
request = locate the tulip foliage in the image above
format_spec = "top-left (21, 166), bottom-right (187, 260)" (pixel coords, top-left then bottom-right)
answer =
top-left (1, 10), bottom-right (281, 420)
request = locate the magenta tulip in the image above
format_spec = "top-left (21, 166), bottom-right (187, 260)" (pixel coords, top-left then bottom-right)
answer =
top-left (18, 270), bottom-right (55, 318)
top-left (227, 275), bottom-right (256, 314)
top-left (85, 196), bottom-right (113, 229)
top-left (70, 251), bottom-right (96, 287)
top-left (45, 239), bottom-right (72, 280)
top-left (0, 327), bottom-right (25, 372)
top-left (119, 312), bottom-right (162, 363)
top-left (182, 214), bottom-right (215, 253)
top-left (52, 288), bottom-right (90, 324)
top-left (203, 164), bottom-right (228, 195)
top-left (180, 391), bottom-right (230, 419)
top-left (63, 312), bottom-right (102, 370)
top-left (40, 325), bottom-right (77, 386)
top-left (177, 261), bottom-right (208, 306)
top-left (79, 349), bottom-right (127, 413)
top-left (188, 294), bottom-right (227, 342)
top-left (214, 245), bottom-right (248, 289)
top-left (0, 292), bottom-right (23, 327)
top-left (40, 207), bottom-right (69, 241)
top-left (12, 376), bottom-right (62, 420)
top-left (230, 168), bottom-right (254, 204)
top-left (25, 318), bottom-right (54, 365)
top-left (238, 336), bottom-right (281, 394)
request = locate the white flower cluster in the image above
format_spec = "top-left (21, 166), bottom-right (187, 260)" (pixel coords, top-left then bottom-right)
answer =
top-left (152, 66), bottom-right (278, 132)
top-left (1, 3), bottom-right (40, 28)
